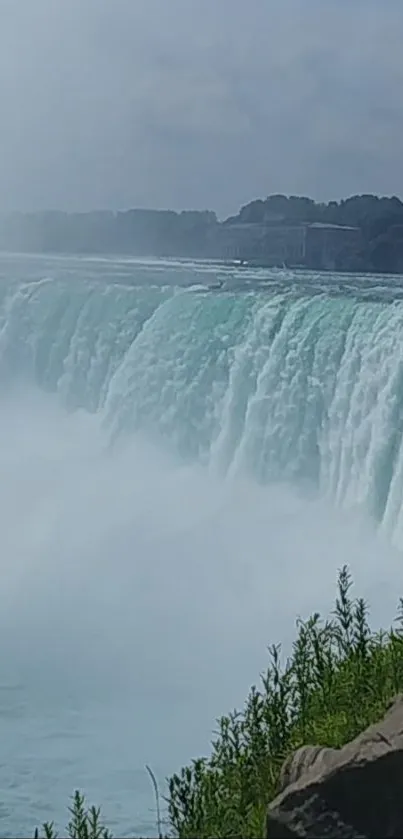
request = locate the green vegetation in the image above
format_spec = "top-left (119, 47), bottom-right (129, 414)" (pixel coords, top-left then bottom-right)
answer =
top-left (167, 566), bottom-right (403, 838)
top-left (33, 791), bottom-right (111, 839)
top-left (32, 567), bottom-right (403, 839)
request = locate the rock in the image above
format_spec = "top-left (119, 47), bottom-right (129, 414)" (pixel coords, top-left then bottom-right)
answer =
top-left (277, 745), bottom-right (338, 793)
top-left (266, 695), bottom-right (403, 838)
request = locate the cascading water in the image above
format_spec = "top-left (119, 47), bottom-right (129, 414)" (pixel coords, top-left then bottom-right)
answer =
top-left (0, 253), bottom-right (402, 837)
top-left (3, 262), bottom-right (403, 540)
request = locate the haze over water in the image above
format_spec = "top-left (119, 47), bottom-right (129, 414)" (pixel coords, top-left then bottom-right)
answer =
top-left (0, 253), bottom-right (402, 837)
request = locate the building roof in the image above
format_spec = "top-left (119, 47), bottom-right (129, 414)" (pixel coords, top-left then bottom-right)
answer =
top-left (308, 222), bottom-right (359, 231)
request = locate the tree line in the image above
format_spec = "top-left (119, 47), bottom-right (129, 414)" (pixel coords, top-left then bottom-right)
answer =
top-left (1, 193), bottom-right (403, 272)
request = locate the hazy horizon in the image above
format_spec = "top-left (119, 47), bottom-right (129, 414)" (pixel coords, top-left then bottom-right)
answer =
top-left (2, 189), bottom-right (403, 224)
top-left (1, 0), bottom-right (403, 218)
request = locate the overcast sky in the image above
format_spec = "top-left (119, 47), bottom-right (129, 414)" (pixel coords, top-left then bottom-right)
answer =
top-left (1, 0), bottom-right (402, 218)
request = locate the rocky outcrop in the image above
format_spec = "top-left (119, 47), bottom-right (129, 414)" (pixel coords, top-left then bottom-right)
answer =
top-left (266, 695), bottom-right (403, 838)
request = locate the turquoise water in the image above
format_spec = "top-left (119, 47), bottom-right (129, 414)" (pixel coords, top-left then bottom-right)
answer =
top-left (0, 253), bottom-right (402, 836)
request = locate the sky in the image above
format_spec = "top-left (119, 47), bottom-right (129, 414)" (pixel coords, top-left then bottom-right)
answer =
top-left (1, 0), bottom-right (403, 218)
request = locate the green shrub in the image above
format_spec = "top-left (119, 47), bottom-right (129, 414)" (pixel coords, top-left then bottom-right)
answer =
top-left (167, 566), bottom-right (403, 838)
top-left (34, 790), bottom-right (112, 838)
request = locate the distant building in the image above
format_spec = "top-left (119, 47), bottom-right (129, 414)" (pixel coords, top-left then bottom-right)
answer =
top-left (209, 221), bottom-right (363, 270)
top-left (304, 222), bottom-right (363, 271)
top-left (208, 222), bottom-right (306, 265)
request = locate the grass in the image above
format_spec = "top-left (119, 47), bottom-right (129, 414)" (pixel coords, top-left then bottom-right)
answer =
top-left (32, 566), bottom-right (403, 839)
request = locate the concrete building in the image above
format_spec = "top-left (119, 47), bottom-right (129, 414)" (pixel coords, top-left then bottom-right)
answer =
top-left (304, 222), bottom-right (362, 271)
top-left (209, 221), bottom-right (362, 270)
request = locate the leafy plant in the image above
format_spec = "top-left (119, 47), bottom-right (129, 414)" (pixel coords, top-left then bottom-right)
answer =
top-left (34, 791), bottom-right (112, 839)
top-left (167, 566), bottom-right (403, 838)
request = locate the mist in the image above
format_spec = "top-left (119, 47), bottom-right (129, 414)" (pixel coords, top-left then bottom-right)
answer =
top-left (0, 382), bottom-right (401, 832)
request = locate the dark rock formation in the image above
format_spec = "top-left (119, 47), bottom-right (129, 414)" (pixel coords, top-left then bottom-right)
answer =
top-left (266, 695), bottom-right (403, 838)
